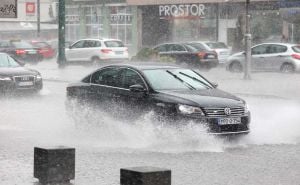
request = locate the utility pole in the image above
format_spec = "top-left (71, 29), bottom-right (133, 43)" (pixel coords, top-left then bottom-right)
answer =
top-left (244, 0), bottom-right (251, 80)
top-left (37, 0), bottom-right (40, 38)
top-left (57, 0), bottom-right (66, 68)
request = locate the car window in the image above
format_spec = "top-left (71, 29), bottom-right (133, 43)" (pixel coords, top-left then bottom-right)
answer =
top-left (266, 45), bottom-right (287, 54)
top-left (83, 40), bottom-right (96, 48)
top-left (104, 41), bottom-right (124, 47)
top-left (119, 68), bottom-right (145, 89)
top-left (252, 45), bottom-right (268, 55)
top-left (91, 67), bottom-right (119, 87)
top-left (186, 43), bottom-right (206, 51)
top-left (143, 69), bottom-right (212, 90)
top-left (0, 54), bottom-right (19, 67)
top-left (292, 46), bottom-right (300, 53)
top-left (154, 45), bottom-right (167, 52)
top-left (169, 44), bottom-right (186, 52)
top-left (0, 41), bottom-right (10, 48)
top-left (95, 41), bottom-right (101, 47)
top-left (10, 41), bottom-right (33, 48)
top-left (71, 40), bottom-right (85, 48)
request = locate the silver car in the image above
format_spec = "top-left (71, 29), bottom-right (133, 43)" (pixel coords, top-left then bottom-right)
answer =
top-left (226, 43), bottom-right (300, 73)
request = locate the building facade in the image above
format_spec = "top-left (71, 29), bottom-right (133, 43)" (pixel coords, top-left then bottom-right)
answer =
top-left (64, 0), bottom-right (300, 55)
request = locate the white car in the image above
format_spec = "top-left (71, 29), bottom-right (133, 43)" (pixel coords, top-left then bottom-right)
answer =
top-left (188, 41), bottom-right (231, 64)
top-left (65, 38), bottom-right (129, 64)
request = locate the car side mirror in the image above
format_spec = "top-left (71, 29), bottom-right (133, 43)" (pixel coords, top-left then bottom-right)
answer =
top-left (129, 84), bottom-right (146, 92)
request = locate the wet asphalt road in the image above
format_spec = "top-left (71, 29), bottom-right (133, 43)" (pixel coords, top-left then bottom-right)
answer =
top-left (0, 61), bottom-right (300, 185)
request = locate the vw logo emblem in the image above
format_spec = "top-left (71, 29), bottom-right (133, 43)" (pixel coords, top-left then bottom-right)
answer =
top-left (21, 76), bottom-right (29, 81)
top-left (224, 107), bottom-right (231, 116)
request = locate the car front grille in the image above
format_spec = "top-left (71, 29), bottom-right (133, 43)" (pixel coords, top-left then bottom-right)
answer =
top-left (203, 107), bottom-right (245, 117)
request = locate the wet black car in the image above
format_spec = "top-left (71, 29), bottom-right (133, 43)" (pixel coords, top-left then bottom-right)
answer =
top-left (0, 40), bottom-right (43, 63)
top-left (66, 63), bottom-right (250, 135)
top-left (0, 53), bottom-right (43, 93)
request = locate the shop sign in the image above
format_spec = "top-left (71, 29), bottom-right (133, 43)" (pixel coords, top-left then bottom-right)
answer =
top-left (278, 0), bottom-right (300, 8)
top-left (110, 14), bottom-right (132, 23)
top-left (280, 8), bottom-right (300, 23)
top-left (0, 0), bottom-right (17, 18)
top-left (26, 2), bottom-right (35, 16)
top-left (159, 4), bottom-right (205, 19)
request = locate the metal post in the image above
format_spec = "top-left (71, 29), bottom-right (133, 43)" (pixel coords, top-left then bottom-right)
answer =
top-left (216, 3), bottom-right (219, 41)
top-left (244, 0), bottom-right (251, 80)
top-left (37, 0), bottom-right (40, 38)
top-left (57, 0), bottom-right (66, 67)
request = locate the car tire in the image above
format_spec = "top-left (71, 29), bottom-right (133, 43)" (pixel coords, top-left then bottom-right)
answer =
top-left (280, 63), bottom-right (294, 73)
top-left (229, 61), bottom-right (243, 73)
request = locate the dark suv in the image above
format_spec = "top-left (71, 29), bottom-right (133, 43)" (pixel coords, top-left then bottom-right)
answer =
top-left (153, 43), bottom-right (218, 70)
top-left (0, 40), bottom-right (43, 64)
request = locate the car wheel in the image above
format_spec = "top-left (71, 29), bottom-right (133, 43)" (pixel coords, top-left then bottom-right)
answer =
top-left (280, 63), bottom-right (294, 73)
top-left (229, 62), bottom-right (243, 73)
top-left (91, 57), bottom-right (101, 65)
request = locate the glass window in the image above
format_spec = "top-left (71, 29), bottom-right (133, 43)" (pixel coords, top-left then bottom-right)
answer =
top-left (267, 45), bottom-right (287, 53)
top-left (0, 41), bottom-right (10, 48)
top-left (292, 46), bottom-right (300, 53)
top-left (91, 68), bottom-right (119, 87)
top-left (120, 69), bottom-right (145, 89)
top-left (71, 40), bottom-right (85, 48)
top-left (252, 45), bottom-right (268, 55)
top-left (169, 44), bottom-right (186, 52)
top-left (0, 54), bottom-right (19, 67)
top-left (154, 44), bottom-right (167, 52)
top-left (83, 40), bottom-right (97, 48)
top-left (143, 69), bottom-right (212, 90)
top-left (205, 42), bottom-right (228, 49)
top-left (10, 41), bottom-right (33, 48)
top-left (186, 43), bottom-right (206, 51)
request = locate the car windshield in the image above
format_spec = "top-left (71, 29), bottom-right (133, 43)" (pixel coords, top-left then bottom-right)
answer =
top-left (205, 42), bottom-right (228, 49)
top-left (292, 46), bottom-right (300, 53)
top-left (104, 41), bottom-right (124, 47)
top-left (11, 41), bottom-right (34, 48)
top-left (143, 68), bottom-right (213, 90)
top-left (0, 54), bottom-right (20, 67)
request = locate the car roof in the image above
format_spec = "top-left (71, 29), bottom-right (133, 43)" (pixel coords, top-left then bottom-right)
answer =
top-left (75, 38), bottom-right (122, 42)
top-left (254, 42), bottom-right (298, 47)
top-left (100, 62), bottom-right (182, 71)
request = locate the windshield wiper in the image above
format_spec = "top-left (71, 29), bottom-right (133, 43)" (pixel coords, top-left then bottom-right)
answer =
top-left (179, 72), bottom-right (211, 89)
top-left (166, 70), bottom-right (196, 90)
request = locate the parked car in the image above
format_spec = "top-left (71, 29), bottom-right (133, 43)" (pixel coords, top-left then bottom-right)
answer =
top-left (66, 63), bottom-right (250, 135)
top-left (65, 38), bottom-right (129, 64)
top-left (153, 42), bottom-right (218, 70)
top-left (226, 43), bottom-right (300, 73)
top-left (30, 41), bottom-right (56, 59)
top-left (0, 52), bottom-right (43, 93)
top-left (0, 40), bottom-right (43, 64)
top-left (188, 41), bottom-right (231, 64)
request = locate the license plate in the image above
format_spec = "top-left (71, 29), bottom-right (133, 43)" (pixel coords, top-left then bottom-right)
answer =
top-left (218, 118), bottom-right (241, 125)
top-left (207, 55), bottom-right (215, 59)
top-left (18, 81), bottom-right (33, 86)
top-left (115, 51), bottom-right (123, 55)
top-left (28, 50), bottom-right (37, 54)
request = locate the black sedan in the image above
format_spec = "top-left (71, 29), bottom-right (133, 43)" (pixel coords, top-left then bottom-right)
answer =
top-left (66, 63), bottom-right (250, 135)
top-left (0, 40), bottom-right (43, 64)
top-left (0, 53), bottom-right (43, 93)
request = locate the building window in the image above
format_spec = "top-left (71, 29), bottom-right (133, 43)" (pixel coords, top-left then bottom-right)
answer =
top-left (109, 6), bottom-right (133, 46)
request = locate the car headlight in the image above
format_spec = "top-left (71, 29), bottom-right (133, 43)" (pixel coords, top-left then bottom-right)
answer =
top-left (177, 104), bottom-right (204, 115)
top-left (0, 76), bottom-right (12, 81)
top-left (36, 74), bottom-right (42, 81)
top-left (244, 103), bottom-right (249, 113)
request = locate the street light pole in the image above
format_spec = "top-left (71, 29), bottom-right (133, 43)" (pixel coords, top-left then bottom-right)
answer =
top-left (244, 0), bottom-right (251, 80)
top-left (57, 0), bottom-right (66, 68)
top-left (37, 0), bottom-right (40, 38)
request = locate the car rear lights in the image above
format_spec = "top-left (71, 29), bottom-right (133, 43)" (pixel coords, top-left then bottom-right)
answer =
top-left (15, 49), bottom-right (26, 55)
top-left (101, 49), bottom-right (112, 53)
top-left (291, 54), bottom-right (300, 60)
top-left (197, 52), bottom-right (206, 59)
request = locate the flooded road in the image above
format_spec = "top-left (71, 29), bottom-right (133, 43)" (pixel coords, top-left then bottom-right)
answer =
top-left (0, 61), bottom-right (300, 185)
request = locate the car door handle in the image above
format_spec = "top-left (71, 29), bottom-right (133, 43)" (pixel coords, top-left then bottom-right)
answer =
top-left (112, 95), bottom-right (120, 98)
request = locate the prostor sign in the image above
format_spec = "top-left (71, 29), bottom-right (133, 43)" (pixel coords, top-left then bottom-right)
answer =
top-left (159, 4), bottom-right (205, 18)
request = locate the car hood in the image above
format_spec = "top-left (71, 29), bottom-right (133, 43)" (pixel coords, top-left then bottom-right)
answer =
top-left (230, 51), bottom-right (244, 57)
top-left (0, 67), bottom-right (39, 77)
top-left (157, 88), bottom-right (245, 107)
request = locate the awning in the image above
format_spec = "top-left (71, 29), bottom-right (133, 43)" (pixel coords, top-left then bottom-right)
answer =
top-left (0, 22), bottom-right (57, 32)
top-left (126, 0), bottom-right (277, 5)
